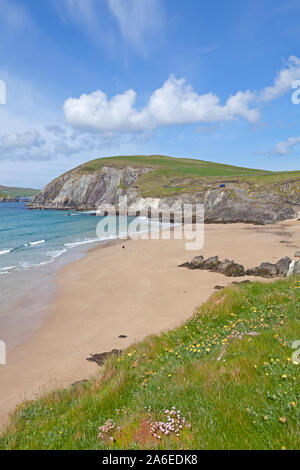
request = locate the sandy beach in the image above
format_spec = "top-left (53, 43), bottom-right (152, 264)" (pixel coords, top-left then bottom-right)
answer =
top-left (1, 220), bottom-right (300, 429)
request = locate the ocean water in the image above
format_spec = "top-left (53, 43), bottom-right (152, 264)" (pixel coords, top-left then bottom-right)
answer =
top-left (0, 202), bottom-right (168, 348)
top-left (0, 202), bottom-right (170, 340)
top-left (0, 202), bottom-right (115, 274)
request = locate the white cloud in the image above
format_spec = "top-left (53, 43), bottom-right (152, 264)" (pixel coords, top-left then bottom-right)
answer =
top-left (0, 122), bottom-right (121, 161)
top-left (64, 75), bottom-right (260, 133)
top-left (274, 136), bottom-right (300, 155)
top-left (63, 56), bottom-right (300, 135)
top-left (259, 56), bottom-right (300, 102)
top-left (45, 125), bottom-right (66, 135)
top-left (107, 0), bottom-right (163, 49)
top-left (0, 129), bottom-right (43, 149)
top-left (0, 129), bottom-right (50, 161)
top-left (58, 0), bottom-right (163, 52)
top-left (147, 79), bottom-right (259, 125)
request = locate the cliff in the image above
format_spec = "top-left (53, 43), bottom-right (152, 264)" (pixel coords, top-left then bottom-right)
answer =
top-left (29, 155), bottom-right (300, 224)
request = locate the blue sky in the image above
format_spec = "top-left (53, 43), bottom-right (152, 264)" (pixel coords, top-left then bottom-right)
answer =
top-left (1, 0), bottom-right (300, 188)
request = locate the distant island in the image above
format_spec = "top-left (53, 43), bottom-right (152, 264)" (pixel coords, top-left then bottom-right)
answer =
top-left (0, 185), bottom-right (39, 202)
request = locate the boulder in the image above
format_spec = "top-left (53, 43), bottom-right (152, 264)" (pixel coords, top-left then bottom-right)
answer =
top-left (287, 260), bottom-right (300, 276)
top-left (178, 255), bottom-right (205, 269)
top-left (246, 262), bottom-right (278, 278)
top-left (87, 349), bottom-right (122, 367)
top-left (275, 257), bottom-right (292, 276)
top-left (231, 280), bottom-right (251, 285)
top-left (204, 256), bottom-right (220, 270)
top-left (218, 259), bottom-right (245, 277)
top-left (295, 251), bottom-right (300, 257)
top-left (180, 254), bottom-right (293, 279)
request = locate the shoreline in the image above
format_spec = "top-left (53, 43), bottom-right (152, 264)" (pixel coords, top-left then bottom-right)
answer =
top-left (0, 220), bottom-right (300, 429)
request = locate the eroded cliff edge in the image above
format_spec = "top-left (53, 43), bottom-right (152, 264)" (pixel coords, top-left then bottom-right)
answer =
top-left (29, 157), bottom-right (300, 225)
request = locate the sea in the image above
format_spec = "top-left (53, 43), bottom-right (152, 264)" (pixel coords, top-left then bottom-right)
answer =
top-left (0, 202), bottom-right (168, 348)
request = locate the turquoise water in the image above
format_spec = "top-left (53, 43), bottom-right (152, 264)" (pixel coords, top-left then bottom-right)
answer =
top-left (0, 202), bottom-right (173, 348)
top-left (0, 203), bottom-right (143, 345)
top-left (0, 202), bottom-right (120, 275)
top-left (0, 203), bottom-right (169, 323)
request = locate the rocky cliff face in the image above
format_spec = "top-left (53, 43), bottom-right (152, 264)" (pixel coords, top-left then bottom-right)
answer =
top-left (30, 164), bottom-right (298, 224)
top-left (31, 166), bottom-right (152, 210)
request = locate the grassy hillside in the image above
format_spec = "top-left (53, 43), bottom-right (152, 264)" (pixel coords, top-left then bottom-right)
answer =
top-left (0, 185), bottom-right (39, 198)
top-left (75, 155), bottom-right (300, 198)
top-left (1, 277), bottom-right (299, 450)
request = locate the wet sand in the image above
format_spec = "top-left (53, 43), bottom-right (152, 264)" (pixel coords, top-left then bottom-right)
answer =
top-left (0, 220), bottom-right (300, 429)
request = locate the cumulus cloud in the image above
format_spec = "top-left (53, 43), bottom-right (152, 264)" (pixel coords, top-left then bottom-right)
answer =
top-left (259, 56), bottom-right (300, 102)
top-left (0, 124), bottom-right (120, 161)
top-left (274, 136), bottom-right (300, 155)
top-left (45, 124), bottom-right (66, 135)
top-left (0, 129), bottom-right (51, 161)
top-left (63, 56), bottom-right (300, 136)
top-left (64, 75), bottom-right (260, 133)
top-left (0, 129), bottom-right (43, 149)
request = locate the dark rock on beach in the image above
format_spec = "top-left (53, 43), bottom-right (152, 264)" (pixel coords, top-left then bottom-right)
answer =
top-left (246, 262), bottom-right (278, 278)
top-left (87, 349), bottom-right (122, 367)
top-left (218, 259), bottom-right (245, 277)
top-left (246, 257), bottom-right (292, 278)
top-left (231, 280), bottom-right (252, 285)
top-left (275, 256), bottom-right (292, 275)
top-left (204, 256), bottom-right (220, 270)
top-left (288, 260), bottom-right (300, 276)
top-left (180, 255), bottom-right (244, 277)
top-left (180, 255), bottom-right (293, 278)
top-left (72, 379), bottom-right (88, 387)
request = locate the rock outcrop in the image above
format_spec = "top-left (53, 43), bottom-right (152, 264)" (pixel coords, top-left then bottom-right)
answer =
top-left (180, 255), bottom-right (293, 278)
top-left (31, 166), bottom-right (152, 210)
top-left (287, 260), bottom-right (300, 276)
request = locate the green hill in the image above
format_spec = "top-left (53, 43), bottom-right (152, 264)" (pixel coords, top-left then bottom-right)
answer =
top-left (75, 155), bottom-right (300, 198)
top-left (0, 185), bottom-right (39, 198)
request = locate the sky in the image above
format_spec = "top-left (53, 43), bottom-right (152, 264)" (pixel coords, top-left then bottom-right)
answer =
top-left (1, 0), bottom-right (300, 188)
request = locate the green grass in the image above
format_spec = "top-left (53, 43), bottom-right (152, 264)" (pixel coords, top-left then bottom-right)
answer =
top-left (1, 277), bottom-right (299, 450)
top-left (0, 185), bottom-right (39, 198)
top-left (72, 155), bottom-right (300, 198)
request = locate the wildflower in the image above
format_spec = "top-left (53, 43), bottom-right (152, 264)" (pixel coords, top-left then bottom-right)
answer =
top-left (279, 417), bottom-right (287, 423)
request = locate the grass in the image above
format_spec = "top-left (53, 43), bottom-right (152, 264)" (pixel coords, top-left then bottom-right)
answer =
top-left (72, 155), bottom-right (300, 198)
top-left (0, 185), bottom-right (39, 198)
top-left (1, 277), bottom-right (299, 450)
